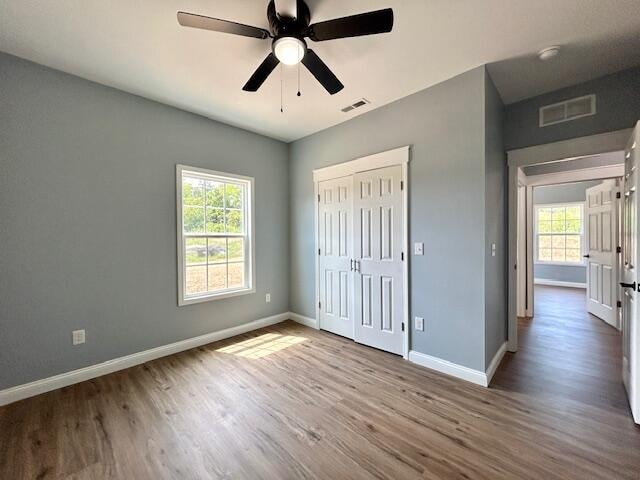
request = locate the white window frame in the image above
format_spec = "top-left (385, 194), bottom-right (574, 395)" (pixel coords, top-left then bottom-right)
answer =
top-left (176, 165), bottom-right (255, 306)
top-left (534, 201), bottom-right (586, 267)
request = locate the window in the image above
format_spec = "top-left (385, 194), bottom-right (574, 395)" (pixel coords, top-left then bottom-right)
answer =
top-left (177, 165), bottom-right (254, 305)
top-left (535, 203), bottom-right (584, 265)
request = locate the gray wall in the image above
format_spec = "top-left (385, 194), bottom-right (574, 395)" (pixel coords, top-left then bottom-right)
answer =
top-left (484, 71), bottom-right (507, 366)
top-left (505, 66), bottom-right (640, 150)
top-left (290, 66), bottom-right (504, 371)
top-left (0, 52), bottom-right (289, 390)
top-left (532, 180), bottom-right (602, 284)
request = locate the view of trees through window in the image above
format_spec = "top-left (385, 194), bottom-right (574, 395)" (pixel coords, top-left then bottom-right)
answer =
top-left (536, 204), bottom-right (583, 263)
top-left (182, 173), bottom-right (247, 297)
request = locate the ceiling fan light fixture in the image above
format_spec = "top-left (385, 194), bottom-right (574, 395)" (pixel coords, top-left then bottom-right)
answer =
top-left (273, 37), bottom-right (306, 65)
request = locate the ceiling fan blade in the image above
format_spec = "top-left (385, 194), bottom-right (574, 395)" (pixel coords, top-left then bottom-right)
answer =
top-left (306, 8), bottom-right (393, 42)
top-left (301, 49), bottom-right (344, 95)
top-left (242, 53), bottom-right (280, 92)
top-left (274, 0), bottom-right (297, 19)
top-left (177, 12), bottom-right (270, 39)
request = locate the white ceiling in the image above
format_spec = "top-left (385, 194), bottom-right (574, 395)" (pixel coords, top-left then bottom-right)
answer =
top-left (1, 0), bottom-right (639, 142)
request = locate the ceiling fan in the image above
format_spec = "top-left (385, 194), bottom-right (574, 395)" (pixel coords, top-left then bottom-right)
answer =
top-left (177, 0), bottom-right (394, 95)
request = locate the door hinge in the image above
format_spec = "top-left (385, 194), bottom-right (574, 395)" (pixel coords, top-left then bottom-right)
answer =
top-left (318, 248), bottom-right (321, 255)
top-left (617, 246), bottom-right (622, 253)
top-left (318, 194), bottom-right (320, 202)
top-left (400, 181), bottom-right (404, 191)
top-left (617, 300), bottom-right (622, 308)
top-left (402, 322), bottom-right (405, 332)
top-left (318, 301), bottom-right (321, 309)
top-left (401, 252), bottom-right (404, 261)
top-left (616, 192), bottom-right (621, 199)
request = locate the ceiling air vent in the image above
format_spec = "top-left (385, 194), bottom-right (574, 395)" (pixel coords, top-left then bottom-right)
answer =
top-left (341, 98), bottom-right (370, 113)
top-left (539, 94), bottom-right (596, 127)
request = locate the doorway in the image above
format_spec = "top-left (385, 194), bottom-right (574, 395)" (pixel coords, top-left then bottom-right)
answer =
top-left (507, 125), bottom-right (640, 423)
top-left (313, 147), bottom-right (409, 358)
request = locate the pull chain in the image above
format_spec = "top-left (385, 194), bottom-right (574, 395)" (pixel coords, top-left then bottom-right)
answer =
top-left (280, 63), bottom-right (284, 113)
top-left (297, 45), bottom-right (301, 97)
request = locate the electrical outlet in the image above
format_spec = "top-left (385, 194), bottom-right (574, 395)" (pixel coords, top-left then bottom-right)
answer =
top-left (414, 317), bottom-right (424, 332)
top-left (414, 242), bottom-right (424, 255)
top-left (72, 329), bottom-right (85, 345)
top-left (265, 293), bottom-right (271, 303)
top-left (491, 243), bottom-right (496, 257)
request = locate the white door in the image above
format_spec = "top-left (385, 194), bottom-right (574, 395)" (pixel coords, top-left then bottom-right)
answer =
top-left (622, 122), bottom-right (640, 423)
top-left (353, 166), bottom-right (404, 355)
top-left (318, 176), bottom-right (354, 339)
top-left (585, 180), bottom-right (618, 327)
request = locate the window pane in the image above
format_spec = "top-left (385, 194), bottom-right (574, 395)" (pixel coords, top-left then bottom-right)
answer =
top-left (566, 235), bottom-right (581, 249)
top-left (538, 208), bottom-right (552, 222)
top-left (551, 220), bottom-right (566, 233)
top-left (552, 249), bottom-right (566, 262)
top-left (206, 181), bottom-right (224, 208)
top-left (226, 209), bottom-right (243, 233)
top-left (539, 248), bottom-right (552, 261)
top-left (228, 238), bottom-right (244, 262)
top-left (206, 208), bottom-right (225, 233)
top-left (538, 235), bottom-right (552, 248)
top-left (185, 238), bottom-right (207, 265)
top-left (566, 249), bottom-right (581, 262)
top-left (538, 221), bottom-right (552, 233)
top-left (552, 235), bottom-right (566, 248)
top-left (226, 183), bottom-right (244, 209)
top-left (184, 206), bottom-right (205, 233)
top-left (552, 207), bottom-right (566, 222)
top-left (208, 238), bottom-right (226, 263)
top-left (228, 262), bottom-right (244, 289)
top-left (183, 177), bottom-right (205, 206)
top-left (208, 264), bottom-right (227, 291)
top-left (566, 206), bottom-right (581, 220)
top-left (185, 266), bottom-right (207, 295)
top-left (565, 219), bottom-right (581, 233)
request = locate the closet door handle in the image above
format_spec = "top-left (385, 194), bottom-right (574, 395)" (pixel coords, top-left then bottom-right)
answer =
top-left (620, 282), bottom-right (636, 290)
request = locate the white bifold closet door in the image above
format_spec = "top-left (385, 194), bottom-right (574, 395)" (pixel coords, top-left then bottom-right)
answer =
top-left (318, 176), bottom-right (354, 339)
top-left (353, 165), bottom-right (404, 355)
top-left (317, 165), bottom-right (404, 355)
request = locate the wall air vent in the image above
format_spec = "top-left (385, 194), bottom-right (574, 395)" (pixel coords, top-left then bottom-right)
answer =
top-left (539, 94), bottom-right (596, 127)
top-left (341, 98), bottom-right (370, 113)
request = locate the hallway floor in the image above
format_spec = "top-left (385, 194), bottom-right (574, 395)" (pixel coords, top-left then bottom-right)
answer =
top-left (494, 285), bottom-right (631, 414)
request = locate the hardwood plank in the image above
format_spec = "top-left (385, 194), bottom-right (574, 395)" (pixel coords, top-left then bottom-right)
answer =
top-left (1, 286), bottom-right (639, 479)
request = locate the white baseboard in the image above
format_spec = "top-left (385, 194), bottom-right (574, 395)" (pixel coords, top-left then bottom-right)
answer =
top-left (288, 312), bottom-right (318, 329)
top-left (409, 342), bottom-right (507, 388)
top-left (0, 312), bottom-right (289, 407)
top-left (485, 342), bottom-right (507, 386)
top-left (409, 351), bottom-right (487, 386)
top-left (534, 278), bottom-right (586, 289)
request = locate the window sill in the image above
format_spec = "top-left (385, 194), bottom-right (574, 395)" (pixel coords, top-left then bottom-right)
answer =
top-left (534, 261), bottom-right (586, 267)
top-left (179, 287), bottom-right (255, 306)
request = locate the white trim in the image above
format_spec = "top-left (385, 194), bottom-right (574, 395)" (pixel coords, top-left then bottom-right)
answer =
top-left (534, 278), bottom-right (587, 288)
top-left (314, 146), bottom-right (410, 359)
top-left (409, 342), bottom-right (507, 388)
top-left (312, 146), bottom-right (410, 182)
top-left (289, 312), bottom-right (318, 329)
top-left (508, 129), bottom-right (633, 168)
top-left (485, 342), bottom-right (507, 386)
top-left (409, 351), bottom-right (487, 386)
top-left (0, 313), bottom-right (289, 407)
top-left (525, 164), bottom-right (624, 187)
top-left (176, 165), bottom-right (256, 306)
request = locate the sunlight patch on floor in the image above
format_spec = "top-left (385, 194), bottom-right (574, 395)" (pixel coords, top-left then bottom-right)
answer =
top-left (216, 333), bottom-right (306, 358)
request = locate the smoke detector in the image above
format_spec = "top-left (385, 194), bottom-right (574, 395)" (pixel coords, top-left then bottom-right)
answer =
top-left (538, 46), bottom-right (560, 61)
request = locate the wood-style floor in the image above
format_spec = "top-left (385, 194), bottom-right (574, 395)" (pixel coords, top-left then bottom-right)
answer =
top-left (1, 286), bottom-right (639, 479)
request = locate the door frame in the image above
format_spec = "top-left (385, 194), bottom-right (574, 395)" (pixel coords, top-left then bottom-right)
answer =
top-left (313, 146), bottom-right (410, 359)
top-left (508, 128), bottom-right (632, 352)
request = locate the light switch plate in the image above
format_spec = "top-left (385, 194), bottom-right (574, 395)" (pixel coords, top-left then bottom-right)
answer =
top-left (265, 293), bottom-right (271, 303)
top-left (415, 316), bottom-right (424, 331)
top-left (72, 329), bottom-right (85, 345)
top-left (414, 242), bottom-right (424, 255)
top-left (491, 243), bottom-right (496, 257)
